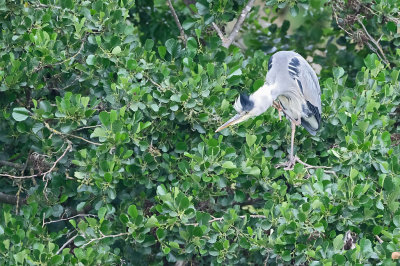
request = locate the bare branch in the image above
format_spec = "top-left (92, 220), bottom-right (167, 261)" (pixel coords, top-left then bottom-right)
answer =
top-left (44, 121), bottom-right (101, 146)
top-left (0, 160), bottom-right (24, 169)
top-left (186, 214), bottom-right (266, 226)
top-left (375, 235), bottom-right (383, 244)
top-left (0, 140), bottom-right (72, 180)
top-left (212, 22), bottom-right (227, 43)
top-left (43, 214), bottom-right (97, 227)
top-left (143, 73), bottom-right (165, 91)
top-left (0, 192), bottom-right (26, 205)
top-left (223, 0), bottom-right (255, 48)
top-left (74, 125), bottom-right (101, 131)
top-left (81, 232), bottom-right (130, 248)
top-left (167, 0), bottom-right (187, 45)
top-left (357, 16), bottom-right (389, 66)
top-left (56, 234), bottom-right (78, 255)
top-left (34, 35), bottom-right (86, 72)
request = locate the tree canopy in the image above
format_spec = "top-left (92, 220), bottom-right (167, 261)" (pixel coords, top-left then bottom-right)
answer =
top-left (0, 0), bottom-right (399, 264)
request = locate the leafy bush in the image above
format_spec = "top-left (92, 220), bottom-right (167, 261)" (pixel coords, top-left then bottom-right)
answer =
top-left (0, 0), bottom-right (399, 264)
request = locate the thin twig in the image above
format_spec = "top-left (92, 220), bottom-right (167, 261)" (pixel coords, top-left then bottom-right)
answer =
top-left (331, 3), bottom-right (353, 36)
top-left (49, 75), bottom-right (81, 92)
top-left (212, 22), bottom-right (227, 43)
top-left (166, 0), bottom-right (187, 45)
top-left (357, 16), bottom-right (389, 65)
top-left (74, 125), bottom-right (101, 131)
top-left (0, 192), bottom-right (26, 205)
top-left (0, 160), bottom-right (24, 169)
top-left (31, 3), bottom-right (62, 9)
top-left (34, 36), bottom-right (86, 72)
top-left (43, 214), bottom-right (97, 227)
top-left (44, 121), bottom-right (101, 146)
top-left (16, 183), bottom-right (23, 214)
top-left (375, 235), bottom-right (383, 244)
top-left (186, 214), bottom-right (266, 226)
top-left (81, 232), bottom-right (130, 248)
top-left (56, 234), bottom-right (78, 255)
top-left (0, 140), bottom-right (72, 179)
top-left (223, 0), bottom-right (255, 48)
top-left (143, 73), bottom-right (164, 91)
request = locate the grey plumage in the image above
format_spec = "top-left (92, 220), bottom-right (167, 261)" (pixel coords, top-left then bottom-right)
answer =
top-left (266, 51), bottom-right (321, 135)
top-left (216, 50), bottom-right (322, 169)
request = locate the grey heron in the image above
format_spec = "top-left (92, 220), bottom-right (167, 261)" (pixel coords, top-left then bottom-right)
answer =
top-left (215, 51), bottom-right (321, 170)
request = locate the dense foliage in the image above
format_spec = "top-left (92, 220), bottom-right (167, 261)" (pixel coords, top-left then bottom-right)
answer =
top-left (0, 0), bottom-right (399, 264)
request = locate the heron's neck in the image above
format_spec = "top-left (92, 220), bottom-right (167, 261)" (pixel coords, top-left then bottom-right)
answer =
top-left (250, 83), bottom-right (276, 115)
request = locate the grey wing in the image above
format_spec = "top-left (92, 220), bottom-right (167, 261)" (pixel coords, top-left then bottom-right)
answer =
top-left (288, 55), bottom-right (322, 135)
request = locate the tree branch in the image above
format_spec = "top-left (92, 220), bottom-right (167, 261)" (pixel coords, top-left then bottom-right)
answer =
top-left (34, 35), bottom-right (86, 72)
top-left (0, 140), bottom-right (72, 180)
top-left (167, 0), bottom-right (187, 45)
top-left (224, 0), bottom-right (255, 48)
top-left (357, 16), bottom-right (389, 66)
top-left (81, 232), bottom-right (130, 248)
top-left (185, 214), bottom-right (266, 226)
top-left (43, 214), bottom-right (97, 227)
top-left (0, 192), bottom-right (26, 205)
top-left (0, 160), bottom-right (24, 169)
top-left (212, 22), bottom-right (227, 43)
top-left (212, 0), bottom-right (255, 48)
top-left (56, 234), bottom-right (78, 255)
top-left (44, 121), bottom-right (101, 146)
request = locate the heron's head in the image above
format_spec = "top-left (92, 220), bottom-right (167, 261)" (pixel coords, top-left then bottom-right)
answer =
top-left (215, 93), bottom-right (258, 132)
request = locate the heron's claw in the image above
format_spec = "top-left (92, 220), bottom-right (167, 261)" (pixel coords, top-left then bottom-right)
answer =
top-left (272, 101), bottom-right (282, 121)
top-left (275, 156), bottom-right (296, 170)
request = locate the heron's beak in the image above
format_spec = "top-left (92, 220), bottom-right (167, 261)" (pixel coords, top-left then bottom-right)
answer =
top-left (215, 113), bottom-right (249, 132)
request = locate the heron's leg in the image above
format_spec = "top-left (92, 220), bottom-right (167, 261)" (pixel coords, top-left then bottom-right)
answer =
top-left (276, 119), bottom-right (333, 171)
top-left (289, 120), bottom-right (296, 163)
top-left (272, 101), bottom-right (282, 121)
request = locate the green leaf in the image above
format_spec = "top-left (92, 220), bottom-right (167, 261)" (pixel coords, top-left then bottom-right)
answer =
top-left (128, 205), bottom-right (138, 219)
top-left (179, 197), bottom-right (190, 210)
top-left (144, 39), bottom-right (154, 51)
top-left (158, 46), bottom-right (166, 58)
top-left (333, 67), bottom-right (344, 80)
top-left (86, 54), bottom-right (95, 65)
top-left (182, 19), bottom-right (196, 30)
top-left (334, 254), bottom-right (346, 264)
top-left (393, 215), bottom-right (400, 227)
top-left (246, 134), bottom-right (257, 146)
top-left (156, 228), bottom-right (166, 240)
top-left (243, 166), bottom-right (260, 176)
top-left (165, 39), bottom-right (179, 58)
top-left (98, 207), bottom-right (107, 221)
top-left (157, 185), bottom-right (168, 196)
top-left (364, 53), bottom-right (379, 69)
top-left (145, 216), bottom-right (158, 227)
top-left (360, 238), bottom-right (373, 256)
top-left (99, 111), bottom-right (110, 127)
top-left (247, 226), bottom-right (253, 236)
top-left (59, 194), bottom-right (68, 203)
top-left (333, 234), bottom-right (343, 251)
top-left (222, 161), bottom-right (236, 169)
top-left (12, 107), bottom-right (30, 121)
top-left (112, 46), bottom-right (121, 55)
top-left (162, 246), bottom-right (171, 254)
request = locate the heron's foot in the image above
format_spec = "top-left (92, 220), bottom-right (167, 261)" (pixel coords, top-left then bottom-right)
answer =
top-left (276, 156), bottom-right (332, 171)
top-left (275, 156), bottom-right (297, 170)
top-left (272, 101), bottom-right (282, 121)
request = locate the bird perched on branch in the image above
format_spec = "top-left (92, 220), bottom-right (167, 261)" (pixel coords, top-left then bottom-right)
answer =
top-left (216, 51), bottom-right (322, 170)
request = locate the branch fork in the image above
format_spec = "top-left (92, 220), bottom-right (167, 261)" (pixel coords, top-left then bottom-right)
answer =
top-left (212, 0), bottom-right (255, 48)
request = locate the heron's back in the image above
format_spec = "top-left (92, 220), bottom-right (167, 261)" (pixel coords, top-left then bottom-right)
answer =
top-left (266, 51), bottom-right (322, 135)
